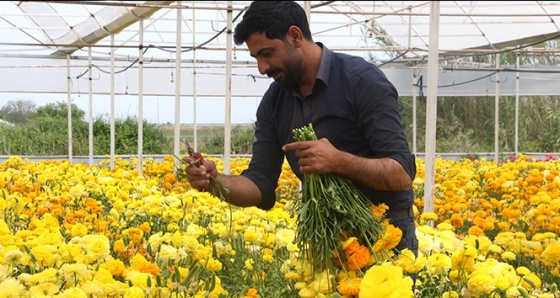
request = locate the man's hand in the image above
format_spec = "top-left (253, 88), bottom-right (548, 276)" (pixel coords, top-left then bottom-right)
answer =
top-left (182, 156), bottom-right (218, 191)
top-left (282, 138), bottom-right (343, 174)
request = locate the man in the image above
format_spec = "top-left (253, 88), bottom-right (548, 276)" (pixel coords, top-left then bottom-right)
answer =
top-left (183, 0), bottom-right (417, 261)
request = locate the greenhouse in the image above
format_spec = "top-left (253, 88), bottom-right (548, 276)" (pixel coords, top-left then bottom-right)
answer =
top-left (1, 1), bottom-right (560, 297)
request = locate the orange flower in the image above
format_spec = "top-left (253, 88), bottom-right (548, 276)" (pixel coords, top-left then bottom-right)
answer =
top-left (347, 245), bottom-right (370, 271)
top-left (243, 288), bottom-right (259, 298)
top-left (370, 203), bottom-right (389, 217)
top-left (113, 239), bottom-right (126, 254)
top-left (127, 254), bottom-right (162, 276)
top-left (450, 213), bottom-right (464, 228)
top-left (467, 226), bottom-right (484, 237)
top-left (337, 276), bottom-right (362, 296)
top-left (139, 223), bottom-right (151, 232)
top-left (343, 237), bottom-right (360, 255)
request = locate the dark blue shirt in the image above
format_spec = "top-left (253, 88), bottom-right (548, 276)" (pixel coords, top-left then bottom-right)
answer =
top-left (241, 43), bottom-right (416, 211)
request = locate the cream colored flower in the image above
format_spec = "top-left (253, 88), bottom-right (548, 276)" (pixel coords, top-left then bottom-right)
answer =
top-left (61, 263), bottom-right (90, 284)
top-left (3, 250), bottom-right (23, 266)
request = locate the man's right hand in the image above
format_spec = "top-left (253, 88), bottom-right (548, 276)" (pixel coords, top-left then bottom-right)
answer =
top-left (182, 156), bottom-right (218, 191)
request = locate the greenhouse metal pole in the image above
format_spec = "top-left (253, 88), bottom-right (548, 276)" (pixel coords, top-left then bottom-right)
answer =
top-left (110, 34), bottom-right (116, 169)
top-left (515, 53), bottom-right (520, 157)
top-left (88, 47), bottom-right (93, 166)
top-left (192, 2), bottom-right (199, 152)
top-left (304, 1), bottom-right (311, 25)
top-left (424, 1), bottom-right (440, 215)
top-left (409, 8), bottom-right (417, 154)
top-left (494, 53), bottom-right (500, 162)
top-left (66, 54), bottom-right (73, 164)
top-left (224, 1), bottom-right (233, 174)
top-left (412, 64), bottom-right (417, 154)
top-left (138, 19), bottom-right (145, 174)
top-left (174, 1), bottom-right (182, 160)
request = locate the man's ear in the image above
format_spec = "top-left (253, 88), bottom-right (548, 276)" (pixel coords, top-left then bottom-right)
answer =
top-left (287, 25), bottom-right (303, 47)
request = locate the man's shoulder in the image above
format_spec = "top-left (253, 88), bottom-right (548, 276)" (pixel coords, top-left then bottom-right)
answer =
top-left (331, 51), bottom-right (380, 72)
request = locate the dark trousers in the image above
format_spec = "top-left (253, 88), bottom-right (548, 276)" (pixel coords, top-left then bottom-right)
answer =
top-left (391, 215), bottom-right (418, 287)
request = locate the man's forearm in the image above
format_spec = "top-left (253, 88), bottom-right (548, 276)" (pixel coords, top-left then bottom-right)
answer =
top-left (208, 174), bottom-right (263, 207)
top-left (336, 153), bottom-right (412, 191)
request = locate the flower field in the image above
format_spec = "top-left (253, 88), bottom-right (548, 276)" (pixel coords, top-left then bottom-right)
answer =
top-left (0, 154), bottom-right (559, 297)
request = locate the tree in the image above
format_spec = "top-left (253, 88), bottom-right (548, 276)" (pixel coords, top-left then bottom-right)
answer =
top-left (0, 99), bottom-right (36, 124)
top-left (37, 101), bottom-right (85, 121)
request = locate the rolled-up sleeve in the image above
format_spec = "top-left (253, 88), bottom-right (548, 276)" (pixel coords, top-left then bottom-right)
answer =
top-left (240, 88), bottom-right (285, 210)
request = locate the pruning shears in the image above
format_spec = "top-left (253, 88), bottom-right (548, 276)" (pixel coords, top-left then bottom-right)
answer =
top-left (183, 138), bottom-right (206, 167)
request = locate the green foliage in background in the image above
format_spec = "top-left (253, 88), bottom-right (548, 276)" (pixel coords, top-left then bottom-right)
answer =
top-left (398, 95), bottom-right (560, 154)
top-left (0, 101), bottom-right (170, 156)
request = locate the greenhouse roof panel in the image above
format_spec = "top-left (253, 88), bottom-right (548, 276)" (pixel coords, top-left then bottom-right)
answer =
top-left (1, 1), bottom-right (560, 60)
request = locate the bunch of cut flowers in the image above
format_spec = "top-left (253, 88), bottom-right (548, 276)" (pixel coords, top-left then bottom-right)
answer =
top-left (291, 123), bottom-right (400, 296)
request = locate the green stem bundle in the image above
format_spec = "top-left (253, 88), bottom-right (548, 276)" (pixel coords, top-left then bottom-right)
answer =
top-left (292, 124), bottom-right (389, 277)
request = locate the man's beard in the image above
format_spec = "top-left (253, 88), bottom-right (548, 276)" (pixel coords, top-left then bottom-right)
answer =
top-left (269, 55), bottom-right (304, 91)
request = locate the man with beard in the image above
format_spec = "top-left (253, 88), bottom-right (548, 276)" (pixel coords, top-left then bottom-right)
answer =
top-left (183, 0), bottom-right (418, 277)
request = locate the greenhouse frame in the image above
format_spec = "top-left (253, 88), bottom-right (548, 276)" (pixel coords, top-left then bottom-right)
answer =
top-left (2, 1), bottom-right (560, 211)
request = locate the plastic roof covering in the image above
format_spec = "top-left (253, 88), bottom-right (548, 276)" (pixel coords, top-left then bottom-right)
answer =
top-left (2, 1), bottom-right (560, 61)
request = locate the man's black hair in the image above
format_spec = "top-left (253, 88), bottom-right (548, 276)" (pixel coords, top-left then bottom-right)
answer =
top-left (234, 1), bottom-right (313, 46)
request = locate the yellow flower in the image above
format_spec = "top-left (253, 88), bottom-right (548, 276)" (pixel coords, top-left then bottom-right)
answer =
top-left (501, 251), bottom-right (516, 261)
top-left (209, 276), bottom-right (229, 297)
top-left (275, 228), bottom-right (295, 247)
top-left (359, 263), bottom-right (413, 298)
top-left (428, 253), bottom-right (452, 275)
top-left (29, 282), bottom-right (59, 296)
top-left (243, 229), bottom-right (259, 243)
top-left (541, 241), bottom-right (560, 266)
top-left (71, 223), bottom-right (88, 237)
top-left (298, 286), bottom-right (317, 298)
top-left (420, 212), bottom-right (438, 221)
top-left (245, 258), bottom-right (254, 270)
top-left (158, 244), bottom-right (179, 262)
top-left (101, 259), bottom-right (125, 278)
top-left (124, 286), bottom-right (145, 298)
top-left (59, 287), bottom-right (87, 298)
top-left (395, 249), bottom-right (425, 274)
top-left (31, 244), bottom-right (59, 267)
top-left (80, 282), bottom-right (104, 298)
top-left (451, 245), bottom-right (477, 271)
top-left (205, 258), bottom-right (223, 272)
top-left (467, 270), bottom-right (496, 297)
top-left (0, 278), bottom-right (25, 298)
top-left (442, 291), bottom-right (459, 298)
top-left (81, 235), bottom-right (110, 263)
top-left (520, 272), bottom-right (541, 291)
top-left (29, 268), bottom-right (58, 285)
top-left (127, 271), bottom-right (152, 289)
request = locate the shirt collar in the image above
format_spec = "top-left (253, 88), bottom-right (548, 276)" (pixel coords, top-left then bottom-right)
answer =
top-left (316, 42), bottom-right (331, 86)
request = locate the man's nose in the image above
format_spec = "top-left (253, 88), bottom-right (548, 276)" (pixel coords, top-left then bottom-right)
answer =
top-left (257, 59), bottom-right (269, 75)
